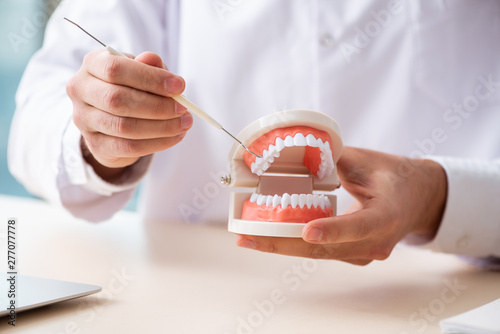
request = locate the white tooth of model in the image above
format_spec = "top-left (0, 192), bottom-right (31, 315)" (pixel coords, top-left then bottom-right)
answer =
top-left (251, 164), bottom-right (262, 175)
top-left (306, 194), bottom-right (314, 209)
top-left (251, 159), bottom-right (265, 174)
top-left (284, 135), bottom-right (294, 147)
top-left (312, 195), bottom-right (319, 208)
top-left (267, 144), bottom-right (278, 157)
top-left (257, 195), bottom-right (266, 205)
top-left (273, 195), bottom-right (281, 208)
top-left (299, 194), bottom-right (307, 209)
top-left (263, 149), bottom-right (274, 163)
top-left (281, 193), bottom-right (291, 208)
top-left (291, 194), bottom-right (299, 209)
top-left (306, 134), bottom-right (318, 147)
top-left (318, 195), bottom-right (325, 209)
top-left (293, 133), bottom-right (307, 146)
top-left (255, 156), bottom-right (265, 166)
top-left (324, 147), bottom-right (332, 160)
top-left (250, 193), bottom-right (259, 202)
top-left (250, 161), bottom-right (260, 173)
top-left (275, 137), bottom-right (285, 151)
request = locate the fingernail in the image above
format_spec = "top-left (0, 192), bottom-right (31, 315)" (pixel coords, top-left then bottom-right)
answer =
top-left (238, 238), bottom-right (256, 250)
top-left (181, 113), bottom-right (193, 130)
top-left (165, 76), bottom-right (184, 94)
top-left (304, 227), bottom-right (322, 242)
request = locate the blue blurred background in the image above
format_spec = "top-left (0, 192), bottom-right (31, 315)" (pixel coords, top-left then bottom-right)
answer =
top-left (0, 0), bottom-right (50, 199)
top-left (0, 0), bottom-right (137, 210)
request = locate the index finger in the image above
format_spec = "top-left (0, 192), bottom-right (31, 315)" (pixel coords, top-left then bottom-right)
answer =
top-left (84, 50), bottom-right (185, 97)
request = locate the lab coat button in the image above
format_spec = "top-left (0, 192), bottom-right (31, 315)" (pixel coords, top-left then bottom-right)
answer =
top-left (319, 33), bottom-right (334, 47)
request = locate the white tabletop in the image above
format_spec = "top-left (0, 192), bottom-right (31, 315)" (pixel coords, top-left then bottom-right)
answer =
top-left (0, 195), bottom-right (499, 333)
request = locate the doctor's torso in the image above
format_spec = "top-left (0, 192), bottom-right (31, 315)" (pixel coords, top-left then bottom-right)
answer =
top-left (109, 0), bottom-right (500, 222)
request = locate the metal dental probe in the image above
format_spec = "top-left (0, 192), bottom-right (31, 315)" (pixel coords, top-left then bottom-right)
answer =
top-left (64, 18), bottom-right (263, 159)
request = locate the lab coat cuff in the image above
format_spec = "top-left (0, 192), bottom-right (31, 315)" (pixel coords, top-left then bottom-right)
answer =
top-left (417, 156), bottom-right (500, 257)
top-left (61, 120), bottom-right (152, 196)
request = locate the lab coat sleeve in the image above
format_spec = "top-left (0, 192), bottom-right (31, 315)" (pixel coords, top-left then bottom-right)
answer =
top-left (413, 157), bottom-right (500, 260)
top-left (8, 0), bottom-right (178, 222)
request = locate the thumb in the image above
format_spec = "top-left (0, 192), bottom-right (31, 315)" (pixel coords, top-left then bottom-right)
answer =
top-left (302, 205), bottom-right (385, 244)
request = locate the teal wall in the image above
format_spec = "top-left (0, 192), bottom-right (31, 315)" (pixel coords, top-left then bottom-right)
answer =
top-left (0, 0), bottom-right (49, 198)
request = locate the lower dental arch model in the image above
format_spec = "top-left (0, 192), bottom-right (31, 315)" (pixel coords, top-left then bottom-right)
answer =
top-left (226, 109), bottom-right (343, 238)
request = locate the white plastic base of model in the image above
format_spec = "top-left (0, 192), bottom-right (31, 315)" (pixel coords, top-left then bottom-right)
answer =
top-left (228, 192), bottom-right (337, 238)
top-left (229, 219), bottom-right (307, 238)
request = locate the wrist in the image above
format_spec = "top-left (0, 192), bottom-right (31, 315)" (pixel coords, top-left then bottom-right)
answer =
top-left (80, 137), bottom-right (127, 183)
top-left (412, 158), bottom-right (448, 238)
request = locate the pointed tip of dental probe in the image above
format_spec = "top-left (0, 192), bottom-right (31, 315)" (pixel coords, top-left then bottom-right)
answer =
top-left (220, 127), bottom-right (262, 158)
top-left (242, 145), bottom-right (263, 159)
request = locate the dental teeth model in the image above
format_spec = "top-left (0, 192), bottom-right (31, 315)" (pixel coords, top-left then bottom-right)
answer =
top-left (225, 110), bottom-right (343, 238)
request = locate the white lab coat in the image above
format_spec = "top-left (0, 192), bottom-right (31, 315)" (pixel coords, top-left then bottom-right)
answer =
top-left (8, 0), bottom-right (500, 258)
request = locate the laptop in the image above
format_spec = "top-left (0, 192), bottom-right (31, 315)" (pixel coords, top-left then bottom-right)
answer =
top-left (0, 274), bottom-right (101, 317)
